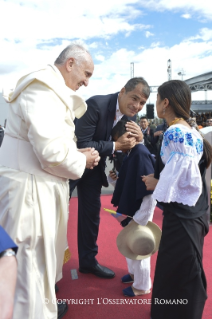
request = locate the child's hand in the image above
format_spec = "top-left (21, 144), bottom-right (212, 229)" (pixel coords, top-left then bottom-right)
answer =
top-left (109, 170), bottom-right (118, 181)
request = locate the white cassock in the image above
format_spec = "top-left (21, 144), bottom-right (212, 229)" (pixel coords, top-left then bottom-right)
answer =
top-left (0, 65), bottom-right (87, 319)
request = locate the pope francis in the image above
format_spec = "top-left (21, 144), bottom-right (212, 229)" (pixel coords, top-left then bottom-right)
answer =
top-left (0, 43), bottom-right (99, 319)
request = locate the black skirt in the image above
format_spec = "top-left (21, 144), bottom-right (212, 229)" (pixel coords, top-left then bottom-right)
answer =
top-left (151, 209), bottom-right (209, 319)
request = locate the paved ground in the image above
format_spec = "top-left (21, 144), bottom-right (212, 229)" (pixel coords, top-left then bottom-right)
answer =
top-left (72, 158), bottom-right (114, 197)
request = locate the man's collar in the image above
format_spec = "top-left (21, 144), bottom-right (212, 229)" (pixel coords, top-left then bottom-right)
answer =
top-left (48, 64), bottom-right (66, 84)
top-left (141, 127), bottom-right (148, 133)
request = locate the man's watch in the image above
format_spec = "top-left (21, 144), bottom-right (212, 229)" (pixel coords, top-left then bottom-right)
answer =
top-left (0, 249), bottom-right (16, 258)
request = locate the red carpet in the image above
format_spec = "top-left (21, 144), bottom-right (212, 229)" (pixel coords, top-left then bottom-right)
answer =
top-left (56, 195), bottom-right (212, 319)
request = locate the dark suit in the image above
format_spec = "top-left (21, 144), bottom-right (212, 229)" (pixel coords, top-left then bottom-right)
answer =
top-left (69, 92), bottom-right (135, 268)
top-left (152, 121), bottom-right (168, 146)
top-left (142, 127), bottom-right (157, 155)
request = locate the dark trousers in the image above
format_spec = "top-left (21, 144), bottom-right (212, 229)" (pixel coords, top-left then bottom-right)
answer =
top-left (151, 210), bottom-right (209, 319)
top-left (69, 166), bottom-right (102, 268)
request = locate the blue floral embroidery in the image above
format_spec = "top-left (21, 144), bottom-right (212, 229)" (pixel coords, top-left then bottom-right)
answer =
top-left (185, 133), bottom-right (193, 146)
top-left (162, 127), bottom-right (203, 155)
top-left (163, 127), bottom-right (184, 146)
top-left (196, 139), bottom-right (203, 154)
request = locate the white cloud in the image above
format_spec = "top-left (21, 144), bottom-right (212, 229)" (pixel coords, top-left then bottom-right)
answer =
top-left (181, 13), bottom-right (191, 19)
top-left (138, 46), bottom-right (145, 50)
top-left (145, 31), bottom-right (154, 38)
top-left (150, 42), bottom-right (161, 48)
top-left (0, 0), bottom-right (151, 89)
top-left (74, 35), bottom-right (212, 106)
top-left (1, 29), bottom-right (212, 103)
top-left (95, 55), bottom-right (105, 62)
top-left (187, 28), bottom-right (212, 42)
top-left (89, 42), bottom-right (98, 49)
top-left (0, 0), bottom-right (146, 41)
top-left (138, 0), bottom-right (212, 20)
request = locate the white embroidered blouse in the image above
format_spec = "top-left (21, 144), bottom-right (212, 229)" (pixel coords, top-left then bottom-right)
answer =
top-left (153, 124), bottom-right (203, 207)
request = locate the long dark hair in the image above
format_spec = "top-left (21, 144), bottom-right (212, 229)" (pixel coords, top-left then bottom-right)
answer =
top-left (158, 80), bottom-right (212, 168)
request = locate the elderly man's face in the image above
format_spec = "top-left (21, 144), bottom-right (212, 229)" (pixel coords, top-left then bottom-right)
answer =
top-left (118, 84), bottom-right (148, 117)
top-left (140, 119), bottom-right (148, 129)
top-left (66, 53), bottom-right (94, 91)
top-left (206, 119), bottom-right (212, 126)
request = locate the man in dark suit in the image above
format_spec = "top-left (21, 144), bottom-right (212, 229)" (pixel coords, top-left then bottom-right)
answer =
top-left (70, 77), bottom-right (150, 278)
top-left (139, 116), bottom-right (157, 155)
top-left (151, 119), bottom-right (168, 156)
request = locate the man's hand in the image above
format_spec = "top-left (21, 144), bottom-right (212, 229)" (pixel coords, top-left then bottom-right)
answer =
top-left (125, 121), bottom-right (143, 142)
top-left (154, 130), bottom-right (163, 137)
top-left (115, 132), bottom-right (136, 151)
top-left (142, 174), bottom-right (158, 190)
top-left (109, 170), bottom-right (118, 181)
top-left (78, 147), bottom-right (100, 169)
top-left (0, 255), bottom-right (17, 319)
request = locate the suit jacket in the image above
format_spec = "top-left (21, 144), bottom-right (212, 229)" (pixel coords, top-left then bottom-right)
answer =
top-left (75, 92), bottom-right (136, 187)
top-left (0, 226), bottom-right (17, 254)
top-left (142, 127), bottom-right (157, 155)
top-left (152, 121), bottom-right (168, 145)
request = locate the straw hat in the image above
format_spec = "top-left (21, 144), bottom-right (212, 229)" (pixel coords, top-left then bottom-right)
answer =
top-left (116, 220), bottom-right (162, 260)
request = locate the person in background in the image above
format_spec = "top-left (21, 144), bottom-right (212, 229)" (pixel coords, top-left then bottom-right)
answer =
top-left (206, 117), bottom-right (212, 126)
top-left (189, 110), bottom-right (203, 129)
top-left (139, 116), bottom-right (157, 155)
top-left (151, 119), bottom-right (168, 160)
top-left (153, 119), bottom-right (168, 143)
top-left (142, 80), bottom-right (212, 319)
top-left (149, 120), bottom-right (156, 130)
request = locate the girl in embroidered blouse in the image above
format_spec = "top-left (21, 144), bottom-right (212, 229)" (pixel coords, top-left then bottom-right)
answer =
top-left (142, 80), bottom-right (212, 319)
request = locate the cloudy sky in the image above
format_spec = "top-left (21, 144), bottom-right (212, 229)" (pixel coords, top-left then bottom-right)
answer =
top-left (1, 0), bottom-right (212, 115)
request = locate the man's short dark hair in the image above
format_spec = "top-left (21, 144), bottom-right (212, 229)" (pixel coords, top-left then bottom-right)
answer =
top-left (124, 77), bottom-right (150, 98)
top-left (140, 116), bottom-right (148, 121)
top-left (111, 120), bottom-right (127, 141)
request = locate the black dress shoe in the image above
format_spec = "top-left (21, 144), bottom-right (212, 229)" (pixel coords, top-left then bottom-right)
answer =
top-left (58, 301), bottom-right (68, 319)
top-left (79, 263), bottom-right (115, 279)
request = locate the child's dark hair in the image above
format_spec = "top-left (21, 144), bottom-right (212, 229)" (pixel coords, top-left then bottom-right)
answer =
top-left (111, 120), bottom-right (127, 141)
